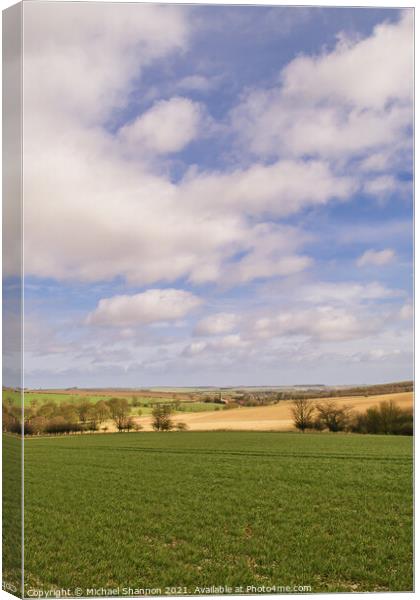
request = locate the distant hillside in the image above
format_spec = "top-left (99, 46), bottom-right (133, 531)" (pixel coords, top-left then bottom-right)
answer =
top-left (274, 381), bottom-right (413, 402)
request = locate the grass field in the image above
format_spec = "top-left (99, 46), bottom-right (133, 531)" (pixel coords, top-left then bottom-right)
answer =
top-left (3, 390), bottom-right (222, 415)
top-left (17, 431), bottom-right (413, 594)
top-left (2, 435), bottom-right (22, 594)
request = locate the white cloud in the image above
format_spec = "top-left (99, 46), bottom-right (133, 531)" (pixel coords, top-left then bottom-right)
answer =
top-left (24, 142), bottom-right (328, 285)
top-left (23, 2), bottom-right (190, 125)
top-left (357, 248), bottom-right (395, 267)
top-left (359, 152), bottom-right (391, 172)
top-left (225, 254), bottom-right (311, 285)
top-left (183, 334), bottom-right (247, 357)
top-left (21, 3), bottom-right (375, 289)
top-left (181, 159), bottom-right (355, 218)
top-left (363, 175), bottom-right (398, 196)
top-left (280, 12), bottom-right (413, 110)
top-left (194, 313), bottom-right (238, 336)
top-left (23, 6), bottom-right (347, 287)
top-left (299, 281), bottom-right (400, 304)
top-left (18, 4), bottom-right (413, 387)
top-left (176, 74), bottom-right (221, 93)
top-left (119, 97), bottom-right (203, 154)
top-left (231, 11), bottom-right (413, 164)
top-left (249, 305), bottom-right (382, 343)
top-left (86, 289), bottom-right (202, 327)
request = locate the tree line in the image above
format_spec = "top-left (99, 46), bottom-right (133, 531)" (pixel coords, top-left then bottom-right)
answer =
top-left (212, 381), bottom-right (413, 407)
top-left (2, 397), bottom-right (188, 435)
top-left (291, 398), bottom-right (413, 435)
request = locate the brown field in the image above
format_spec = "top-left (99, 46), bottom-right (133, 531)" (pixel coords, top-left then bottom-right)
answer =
top-left (131, 391), bottom-right (413, 432)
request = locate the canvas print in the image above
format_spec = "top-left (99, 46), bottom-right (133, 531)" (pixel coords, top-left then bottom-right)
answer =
top-left (2, 1), bottom-right (414, 597)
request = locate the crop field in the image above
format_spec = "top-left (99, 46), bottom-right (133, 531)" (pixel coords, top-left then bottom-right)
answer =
top-left (175, 402), bottom-right (223, 413)
top-left (137, 392), bottom-right (413, 432)
top-left (18, 431), bottom-right (413, 594)
top-left (3, 435), bottom-right (22, 593)
top-left (2, 390), bottom-right (220, 411)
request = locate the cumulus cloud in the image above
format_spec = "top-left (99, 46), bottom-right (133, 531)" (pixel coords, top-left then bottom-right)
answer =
top-left (280, 13), bottom-right (413, 109)
top-left (118, 97), bottom-right (204, 154)
top-left (24, 145), bottom-right (323, 284)
top-left (181, 159), bottom-right (355, 218)
top-left (231, 11), bottom-right (413, 165)
top-left (23, 2), bottom-right (190, 125)
top-left (248, 306), bottom-right (382, 343)
top-left (86, 289), bottom-right (202, 327)
top-left (19, 5), bottom-right (413, 387)
top-left (21, 3), bottom-right (361, 287)
top-left (357, 248), bottom-right (395, 267)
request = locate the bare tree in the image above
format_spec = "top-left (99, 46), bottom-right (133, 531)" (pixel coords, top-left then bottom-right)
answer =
top-left (106, 398), bottom-right (130, 431)
top-left (316, 401), bottom-right (353, 432)
top-left (152, 404), bottom-right (174, 431)
top-left (291, 398), bottom-right (315, 432)
top-left (93, 400), bottom-right (111, 426)
top-left (75, 400), bottom-right (92, 425)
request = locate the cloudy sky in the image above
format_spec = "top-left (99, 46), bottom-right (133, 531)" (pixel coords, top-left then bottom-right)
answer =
top-left (10, 3), bottom-right (414, 388)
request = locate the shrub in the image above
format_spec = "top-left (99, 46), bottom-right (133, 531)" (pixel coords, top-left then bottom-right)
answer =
top-left (351, 401), bottom-right (413, 435)
top-left (131, 396), bottom-right (140, 407)
top-left (3, 405), bottom-right (21, 433)
top-left (26, 416), bottom-right (47, 435)
top-left (397, 414), bottom-right (413, 436)
top-left (125, 417), bottom-right (135, 432)
top-left (311, 417), bottom-right (326, 431)
top-left (349, 412), bottom-right (369, 434)
top-left (44, 417), bottom-right (81, 435)
top-left (175, 422), bottom-right (188, 431)
top-left (86, 420), bottom-right (99, 432)
top-left (23, 421), bottom-right (35, 435)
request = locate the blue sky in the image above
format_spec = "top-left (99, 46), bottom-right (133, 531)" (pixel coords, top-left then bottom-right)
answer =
top-left (6, 3), bottom-right (412, 388)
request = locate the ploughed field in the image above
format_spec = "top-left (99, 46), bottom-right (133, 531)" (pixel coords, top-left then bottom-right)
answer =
top-left (20, 431), bottom-right (413, 594)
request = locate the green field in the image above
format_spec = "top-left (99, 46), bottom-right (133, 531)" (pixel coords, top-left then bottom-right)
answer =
top-left (175, 402), bottom-right (223, 413)
top-left (3, 435), bottom-right (22, 595)
top-left (3, 391), bottom-right (221, 416)
top-left (5, 432), bottom-right (413, 594)
top-left (4, 390), bottom-right (104, 407)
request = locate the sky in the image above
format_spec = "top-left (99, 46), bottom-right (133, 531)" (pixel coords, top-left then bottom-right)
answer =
top-left (4, 2), bottom-right (413, 388)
